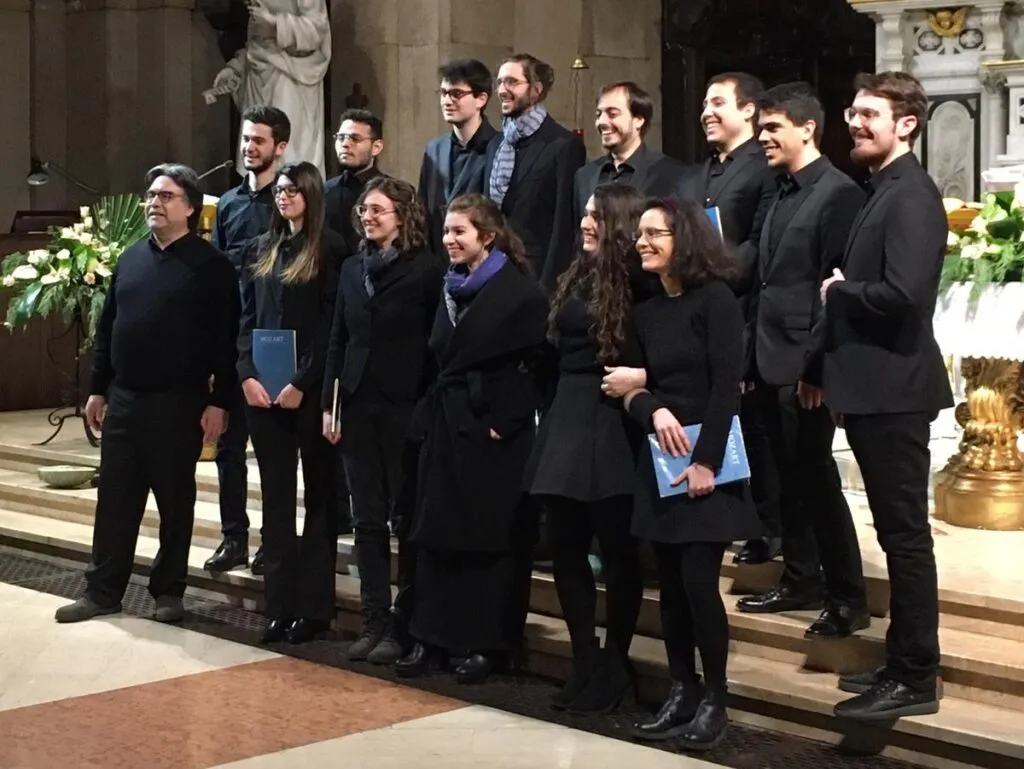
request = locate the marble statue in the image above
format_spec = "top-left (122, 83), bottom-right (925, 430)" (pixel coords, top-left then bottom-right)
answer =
top-left (210, 0), bottom-right (332, 176)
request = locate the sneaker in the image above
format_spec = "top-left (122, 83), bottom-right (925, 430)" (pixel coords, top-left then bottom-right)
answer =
top-left (366, 631), bottom-right (404, 665)
top-left (54, 597), bottom-right (121, 623)
top-left (347, 619), bottom-right (386, 661)
top-left (153, 596), bottom-right (184, 623)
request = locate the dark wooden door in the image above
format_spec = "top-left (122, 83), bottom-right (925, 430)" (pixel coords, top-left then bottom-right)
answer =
top-left (662, 0), bottom-right (875, 180)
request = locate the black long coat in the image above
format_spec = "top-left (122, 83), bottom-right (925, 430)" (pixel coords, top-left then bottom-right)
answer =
top-left (409, 260), bottom-right (549, 553)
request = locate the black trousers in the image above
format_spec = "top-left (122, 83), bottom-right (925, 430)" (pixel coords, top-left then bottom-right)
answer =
top-left (741, 389), bottom-right (781, 540)
top-left (341, 398), bottom-right (414, 623)
top-left (328, 443), bottom-right (353, 534)
top-left (216, 397), bottom-right (251, 542)
top-left (545, 495), bottom-right (643, 661)
top-left (653, 541), bottom-right (729, 689)
top-left (758, 384), bottom-right (866, 609)
top-left (845, 413), bottom-right (939, 691)
top-left (247, 397), bottom-right (336, 621)
top-left (85, 386), bottom-right (204, 605)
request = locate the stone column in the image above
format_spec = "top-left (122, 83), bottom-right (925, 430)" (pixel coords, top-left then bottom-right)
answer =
top-left (875, 9), bottom-right (909, 72)
top-left (977, 1), bottom-right (1009, 170)
top-left (0, 0), bottom-right (31, 232)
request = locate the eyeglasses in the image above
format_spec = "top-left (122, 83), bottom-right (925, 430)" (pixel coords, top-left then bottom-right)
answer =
top-left (843, 106), bottom-right (889, 124)
top-left (273, 185), bottom-right (301, 199)
top-left (495, 77), bottom-right (528, 89)
top-left (334, 132), bottom-right (371, 145)
top-left (144, 190), bottom-right (183, 203)
top-left (355, 204), bottom-right (396, 219)
top-left (439, 87), bottom-right (475, 101)
top-left (632, 228), bottom-right (673, 242)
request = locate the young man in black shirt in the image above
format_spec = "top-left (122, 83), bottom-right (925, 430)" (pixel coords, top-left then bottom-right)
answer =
top-left (55, 164), bottom-right (240, 624)
top-left (324, 108), bottom-right (384, 253)
top-left (205, 106), bottom-right (290, 576)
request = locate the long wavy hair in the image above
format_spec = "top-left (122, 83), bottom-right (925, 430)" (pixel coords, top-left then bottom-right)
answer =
top-left (549, 183), bottom-right (647, 363)
top-left (252, 161), bottom-right (325, 285)
top-left (352, 175), bottom-right (427, 253)
top-left (445, 193), bottom-right (529, 272)
top-left (644, 197), bottom-right (740, 288)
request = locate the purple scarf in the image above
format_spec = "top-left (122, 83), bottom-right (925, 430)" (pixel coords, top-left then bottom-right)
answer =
top-left (443, 248), bottom-right (508, 323)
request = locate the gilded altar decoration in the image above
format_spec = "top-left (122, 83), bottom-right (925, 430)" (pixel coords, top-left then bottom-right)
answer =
top-left (928, 8), bottom-right (969, 39)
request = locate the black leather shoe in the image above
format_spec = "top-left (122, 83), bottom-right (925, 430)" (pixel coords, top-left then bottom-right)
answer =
top-left (834, 678), bottom-right (940, 721)
top-left (261, 619), bottom-right (292, 644)
top-left (733, 537), bottom-right (781, 565)
top-left (839, 667), bottom-right (945, 699)
top-left (455, 653), bottom-right (495, 684)
top-left (395, 642), bottom-right (433, 678)
top-left (551, 638), bottom-right (598, 710)
top-left (678, 687), bottom-right (728, 752)
top-left (805, 606), bottom-right (871, 639)
top-left (736, 584), bottom-right (824, 614)
top-left (632, 678), bottom-right (704, 741)
top-left (566, 648), bottom-right (633, 714)
top-left (204, 539), bottom-right (248, 573)
top-left (250, 546), bottom-right (266, 576)
top-left (286, 618), bottom-right (330, 645)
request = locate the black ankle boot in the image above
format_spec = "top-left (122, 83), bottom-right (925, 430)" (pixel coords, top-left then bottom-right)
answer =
top-left (632, 678), bottom-right (704, 741)
top-left (678, 686), bottom-right (728, 752)
top-left (565, 647), bottom-right (634, 714)
top-left (551, 637), bottom-right (598, 710)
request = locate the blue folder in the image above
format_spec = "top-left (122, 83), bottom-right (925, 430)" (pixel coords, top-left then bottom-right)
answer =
top-left (704, 205), bottom-right (724, 240)
top-left (252, 329), bottom-right (297, 401)
top-left (648, 415), bottom-right (750, 498)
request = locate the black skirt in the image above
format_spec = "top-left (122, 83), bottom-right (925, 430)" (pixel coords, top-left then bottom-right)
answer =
top-left (631, 445), bottom-right (762, 544)
top-left (524, 372), bottom-right (637, 501)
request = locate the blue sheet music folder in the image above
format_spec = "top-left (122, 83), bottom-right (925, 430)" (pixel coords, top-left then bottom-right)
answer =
top-left (648, 415), bottom-right (750, 497)
top-left (252, 329), bottom-right (296, 401)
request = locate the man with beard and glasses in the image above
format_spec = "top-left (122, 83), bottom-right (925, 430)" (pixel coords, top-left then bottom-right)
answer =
top-left (325, 108), bottom-right (385, 254)
top-left (807, 71), bottom-right (952, 722)
top-left (736, 83), bottom-right (869, 640)
top-left (205, 105), bottom-right (290, 576)
top-left (55, 164), bottom-right (238, 624)
top-left (488, 53), bottom-right (585, 291)
top-left (419, 58), bottom-right (498, 257)
top-left (680, 72), bottom-right (782, 568)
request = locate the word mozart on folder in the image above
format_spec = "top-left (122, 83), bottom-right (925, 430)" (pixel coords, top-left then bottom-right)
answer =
top-left (648, 415), bottom-right (750, 498)
top-left (252, 329), bottom-right (297, 402)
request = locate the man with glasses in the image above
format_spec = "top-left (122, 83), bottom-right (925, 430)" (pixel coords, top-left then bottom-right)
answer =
top-left (419, 59), bottom-right (498, 257)
top-left (808, 71), bottom-right (952, 721)
top-left (204, 106), bottom-right (290, 576)
top-left (55, 164), bottom-right (240, 624)
top-left (325, 108), bottom-right (385, 254)
top-left (489, 53), bottom-right (585, 291)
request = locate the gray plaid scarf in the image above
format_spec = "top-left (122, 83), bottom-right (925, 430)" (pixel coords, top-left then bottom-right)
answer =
top-left (489, 104), bottom-right (548, 207)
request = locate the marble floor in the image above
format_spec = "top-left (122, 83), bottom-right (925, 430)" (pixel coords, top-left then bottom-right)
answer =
top-left (0, 581), bottom-right (714, 769)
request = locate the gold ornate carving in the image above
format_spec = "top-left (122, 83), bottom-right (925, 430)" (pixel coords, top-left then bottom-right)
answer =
top-left (928, 8), bottom-right (969, 39)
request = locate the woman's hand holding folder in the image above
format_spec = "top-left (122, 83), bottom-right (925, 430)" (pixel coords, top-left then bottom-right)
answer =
top-left (652, 408), bottom-right (692, 458)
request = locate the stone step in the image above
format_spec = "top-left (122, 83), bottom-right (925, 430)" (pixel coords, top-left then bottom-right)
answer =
top-left (0, 507), bottom-right (1020, 769)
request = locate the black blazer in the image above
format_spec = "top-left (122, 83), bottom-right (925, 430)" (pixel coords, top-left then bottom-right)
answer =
top-left (484, 114), bottom-right (586, 292)
top-left (320, 245), bottom-right (445, 409)
top-left (806, 153), bottom-right (954, 415)
top-left (324, 166), bottom-right (384, 255)
top-left (419, 120), bottom-right (499, 257)
top-left (748, 158), bottom-right (865, 386)
top-left (236, 230), bottom-right (344, 395)
top-left (679, 138), bottom-right (778, 298)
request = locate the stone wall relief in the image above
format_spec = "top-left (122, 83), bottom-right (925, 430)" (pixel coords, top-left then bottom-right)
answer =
top-left (912, 7), bottom-right (985, 63)
top-left (925, 96), bottom-right (980, 199)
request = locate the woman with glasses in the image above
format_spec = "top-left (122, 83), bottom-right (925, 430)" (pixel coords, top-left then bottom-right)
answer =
top-left (605, 198), bottom-right (760, 751)
top-left (236, 161), bottom-right (345, 645)
top-left (395, 193), bottom-right (548, 685)
top-left (322, 176), bottom-right (444, 665)
top-left (523, 183), bottom-right (654, 713)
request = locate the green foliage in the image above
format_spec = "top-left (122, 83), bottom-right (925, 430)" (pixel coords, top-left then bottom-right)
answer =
top-left (944, 190), bottom-right (1024, 306)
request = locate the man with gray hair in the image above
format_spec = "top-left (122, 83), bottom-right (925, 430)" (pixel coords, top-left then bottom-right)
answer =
top-left (54, 163), bottom-right (240, 624)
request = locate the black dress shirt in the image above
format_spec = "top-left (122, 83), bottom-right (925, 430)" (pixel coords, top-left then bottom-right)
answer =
top-left (450, 125), bottom-right (491, 193)
top-left (90, 232), bottom-right (240, 408)
top-left (596, 143), bottom-right (650, 187)
top-left (767, 156), bottom-right (830, 255)
top-left (213, 177), bottom-right (276, 274)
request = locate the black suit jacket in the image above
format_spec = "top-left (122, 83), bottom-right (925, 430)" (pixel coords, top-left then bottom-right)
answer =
top-left (419, 120), bottom-right (499, 257)
top-left (806, 153), bottom-right (954, 415)
top-left (236, 230), bottom-right (344, 395)
top-left (749, 159), bottom-right (865, 386)
top-left (485, 115), bottom-right (586, 292)
top-left (324, 166), bottom-right (385, 256)
top-left (679, 138), bottom-right (778, 299)
top-left (320, 246), bottom-right (445, 409)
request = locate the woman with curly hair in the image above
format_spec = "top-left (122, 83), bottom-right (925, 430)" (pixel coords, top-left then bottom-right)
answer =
top-left (321, 175), bottom-right (444, 665)
top-left (523, 182), bottom-right (655, 713)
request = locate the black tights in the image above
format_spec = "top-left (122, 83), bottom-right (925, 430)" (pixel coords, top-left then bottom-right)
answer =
top-left (545, 495), bottom-right (643, 662)
top-left (653, 541), bottom-right (729, 689)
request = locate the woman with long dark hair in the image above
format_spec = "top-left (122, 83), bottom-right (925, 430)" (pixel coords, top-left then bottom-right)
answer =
top-left (321, 176), bottom-right (443, 665)
top-left (523, 183), bottom-right (652, 713)
top-left (237, 161), bottom-right (344, 645)
top-left (609, 198), bottom-right (761, 750)
top-left (395, 193), bottom-right (549, 685)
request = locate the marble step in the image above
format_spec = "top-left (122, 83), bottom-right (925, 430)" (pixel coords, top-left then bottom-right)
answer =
top-left (0, 508), bottom-right (1020, 769)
